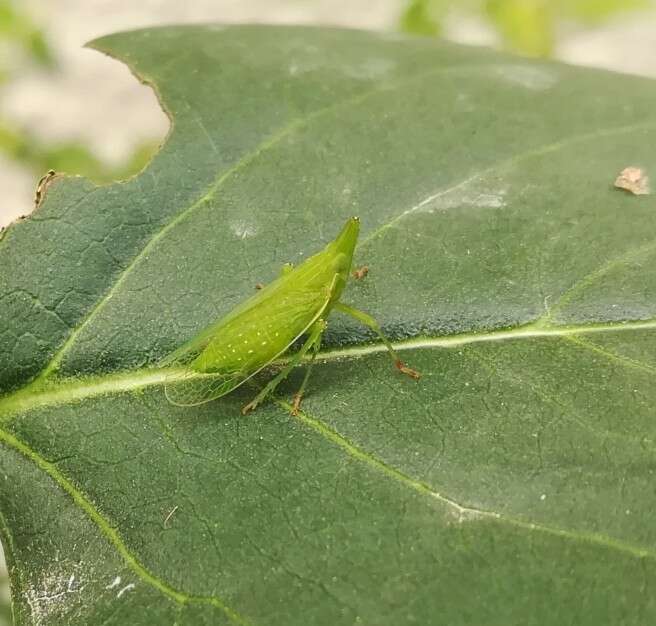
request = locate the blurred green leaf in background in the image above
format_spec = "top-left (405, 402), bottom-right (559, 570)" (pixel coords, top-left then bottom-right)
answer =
top-left (0, 120), bottom-right (157, 186)
top-left (0, 0), bottom-right (54, 68)
top-left (1, 0), bottom-right (655, 195)
top-left (0, 0), bottom-right (156, 191)
top-left (400, 0), bottom-right (652, 57)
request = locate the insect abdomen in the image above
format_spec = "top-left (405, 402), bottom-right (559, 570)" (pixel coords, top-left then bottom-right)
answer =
top-left (191, 290), bottom-right (324, 375)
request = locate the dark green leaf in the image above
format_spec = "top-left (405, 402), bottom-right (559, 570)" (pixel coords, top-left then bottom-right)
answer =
top-left (1, 24), bottom-right (656, 626)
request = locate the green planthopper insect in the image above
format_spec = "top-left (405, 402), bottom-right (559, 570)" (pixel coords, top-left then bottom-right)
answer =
top-left (161, 217), bottom-right (419, 415)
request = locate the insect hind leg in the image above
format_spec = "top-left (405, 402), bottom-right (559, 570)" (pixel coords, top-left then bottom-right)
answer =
top-left (333, 302), bottom-right (420, 380)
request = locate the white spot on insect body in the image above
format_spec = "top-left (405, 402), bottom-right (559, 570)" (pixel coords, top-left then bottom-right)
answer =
top-left (494, 64), bottom-right (558, 91)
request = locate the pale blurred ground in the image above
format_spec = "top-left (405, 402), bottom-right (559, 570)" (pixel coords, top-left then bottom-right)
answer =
top-left (1, 0), bottom-right (656, 227)
top-left (1, 2), bottom-right (656, 623)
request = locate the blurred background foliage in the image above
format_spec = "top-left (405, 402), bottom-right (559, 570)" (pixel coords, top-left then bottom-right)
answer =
top-left (0, 0), bottom-right (654, 210)
top-left (0, 0), bottom-right (156, 189)
top-left (400, 0), bottom-right (650, 56)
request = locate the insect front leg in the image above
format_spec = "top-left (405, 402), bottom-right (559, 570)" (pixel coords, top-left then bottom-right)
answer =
top-left (241, 318), bottom-right (327, 415)
top-left (333, 302), bottom-right (420, 380)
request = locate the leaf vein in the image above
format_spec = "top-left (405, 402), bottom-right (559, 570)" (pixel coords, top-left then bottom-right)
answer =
top-left (564, 334), bottom-right (656, 375)
top-left (286, 400), bottom-right (655, 562)
top-left (0, 426), bottom-right (252, 626)
top-left (358, 120), bottom-right (656, 250)
top-left (2, 318), bottom-right (656, 418)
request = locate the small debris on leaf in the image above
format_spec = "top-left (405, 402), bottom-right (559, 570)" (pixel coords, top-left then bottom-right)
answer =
top-left (163, 505), bottom-right (179, 527)
top-left (614, 166), bottom-right (650, 195)
top-left (352, 265), bottom-right (369, 279)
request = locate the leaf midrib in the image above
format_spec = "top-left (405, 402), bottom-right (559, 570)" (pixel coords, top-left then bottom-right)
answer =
top-left (1, 316), bottom-right (654, 418)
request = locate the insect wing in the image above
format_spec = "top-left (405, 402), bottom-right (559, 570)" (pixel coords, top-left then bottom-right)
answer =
top-left (163, 276), bottom-right (337, 407)
top-left (159, 262), bottom-right (310, 368)
top-left (164, 368), bottom-right (247, 407)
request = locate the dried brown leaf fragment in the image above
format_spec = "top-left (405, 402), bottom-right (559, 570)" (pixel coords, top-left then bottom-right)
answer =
top-left (614, 166), bottom-right (650, 195)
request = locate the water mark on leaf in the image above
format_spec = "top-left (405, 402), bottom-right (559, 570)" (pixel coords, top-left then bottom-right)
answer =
top-left (494, 64), bottom-right (558, 91)
top-left (117, 583), bottom-right (136, 599)
top-left (25, 567), bottom-right (85, 624)
top-left (230, 219), bottom-right (258, 240)
top-left (105, 576), bottom-right (121, 590)
top-left (422, 181), bottom-right (508, 213)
